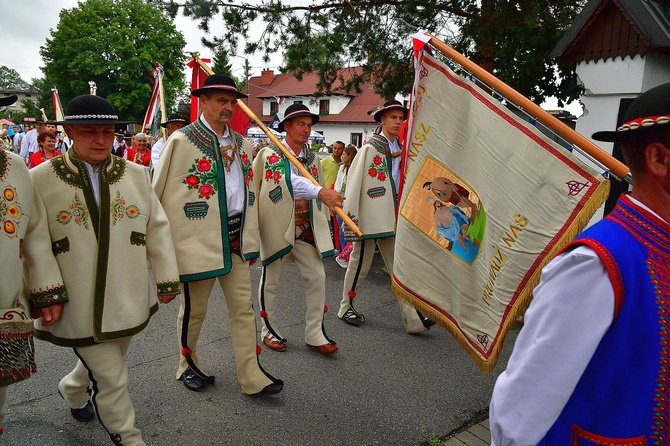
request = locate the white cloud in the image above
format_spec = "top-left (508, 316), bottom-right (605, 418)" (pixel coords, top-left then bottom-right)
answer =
top-left (0, 0), bottom-right (280, 86)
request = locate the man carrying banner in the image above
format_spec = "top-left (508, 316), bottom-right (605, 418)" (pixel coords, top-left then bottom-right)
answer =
top-left (490, 83), bottom-right (670, 445)
top-left (0, 94), bottom-right (67, 438)
top-left (151, 113), bottom-right (187, 170)
top-left (253, 103), bottom-right (342, 356)
top-left (152, 74), bottom-right (283, 395)
top-left (30, 94), bottom-right (181, 446)
top-left (337, 100), bottom-right (431, 333)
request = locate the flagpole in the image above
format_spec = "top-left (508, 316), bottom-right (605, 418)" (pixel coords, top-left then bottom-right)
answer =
top-left (192, 54), bottom-right (363, 239)
top-left (156, 64), bottom-right (168, 141)
top-left (424, 33), bottom-right (631, 181)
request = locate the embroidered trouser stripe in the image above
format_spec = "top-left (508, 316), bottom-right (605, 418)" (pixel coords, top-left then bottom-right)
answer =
top-left (259, 264), bottom-right (285, 344)
top-left (176, 255), bottom-right (280, 394)
top-left (62, 338), bottom-right (144, 445)
top-left (259, 240), bottom-right (331, 346)
top-left (337, 237), bottom-right (427, 334)
top-left (178, 282), bottom-right (215, 383)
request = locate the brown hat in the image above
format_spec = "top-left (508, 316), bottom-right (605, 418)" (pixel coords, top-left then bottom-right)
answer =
top-left (373, 100), bottom-right (407, 123)
top-left (191, 74), bottom-right (247, 99)
top-left (278, 103), bottom-right (319, 133)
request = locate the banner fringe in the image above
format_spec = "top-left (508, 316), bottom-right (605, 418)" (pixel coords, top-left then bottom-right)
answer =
top-left (392, 177), bottom-right (611, 374)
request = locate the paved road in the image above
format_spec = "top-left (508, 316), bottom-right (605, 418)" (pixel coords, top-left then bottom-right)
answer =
top-left (3, 254), bottom-right (517, 445)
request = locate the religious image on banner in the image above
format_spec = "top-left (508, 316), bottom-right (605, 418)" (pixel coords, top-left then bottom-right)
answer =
top-left (391, 40), bottom-right (609, 373)
top-left (402, 158), bottom-right (486, 264)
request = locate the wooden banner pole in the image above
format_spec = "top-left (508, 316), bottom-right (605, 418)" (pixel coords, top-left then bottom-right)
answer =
top-left (192, 55), bottom-right (363, 238)
top-left (425, 33), bottom-right (631, 181)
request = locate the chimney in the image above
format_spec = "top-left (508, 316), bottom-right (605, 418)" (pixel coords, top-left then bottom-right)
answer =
top-left (260, 69), bottom-right (274, 86)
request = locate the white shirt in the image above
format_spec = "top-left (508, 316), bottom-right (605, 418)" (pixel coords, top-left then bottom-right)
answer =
top-left (489, 197), bottom-right (665, 446)
top-left (382, 133), bottom-right (401, 194)
top-left (200, 115), bottom-right (245, 216)
top-left (334, 164), bottom-right (347, 195)
top-left (82, 161), bottom-right (101, 206)
top-left (151, 138), bottom-right (166, 170)
top-left (287, 144), bottom-right (321, 200)
top-left (20, 129), bottom-right (38, 160)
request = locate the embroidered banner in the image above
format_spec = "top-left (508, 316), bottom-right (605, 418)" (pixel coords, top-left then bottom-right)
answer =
top-left (391, 48), bottom-right (610, 373)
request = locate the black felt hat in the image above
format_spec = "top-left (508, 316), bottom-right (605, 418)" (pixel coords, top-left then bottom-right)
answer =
top-left (57, 95), bottom-right (130, 125)
top-left (593, 82), bottom-right (670, 142)
top-left (0, 95), bottom-right (18, 107)
top-left (278, 103), bottom-right (319, 133)
top-left (191, 74), bottom-right (247, 99)
top-left (372, 99), bottom-right (407, 123)
top-left (160, 113), bottom-right (188, 127)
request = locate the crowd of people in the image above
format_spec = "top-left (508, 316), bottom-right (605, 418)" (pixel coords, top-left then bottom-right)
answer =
top-left (0, 113), bottom-right (189, 171)
top-left (0, 75), bottom-right (433, 445)
top-left (2, 74), bottom-right (668, 445)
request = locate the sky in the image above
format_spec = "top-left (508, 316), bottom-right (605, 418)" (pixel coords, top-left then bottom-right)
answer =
top-left (0, 0), bottom-right (280, 84)
top-left (0, 0), bottom-right (580, 115)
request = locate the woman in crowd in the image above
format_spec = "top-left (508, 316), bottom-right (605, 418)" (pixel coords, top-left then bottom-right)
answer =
top-left (124, 132), bottom-right (152, 166)
top-left (334, 144), bottom-right (357, 268)
top-left (28, 130), bottom-right (62, 168)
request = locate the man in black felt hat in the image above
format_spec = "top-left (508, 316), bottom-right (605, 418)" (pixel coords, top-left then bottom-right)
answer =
top-left (0, 94), bottom-right (67, 438)
top-left (150, 113), bottom-right (187, 169)
top-left (29, 94), bottom-right (180, 445)
top-left (490, 83), bottom-right (670, 445)
top-left (252, 103), bottom-right (343, 356)
top-left (152, 74), bottom-right (284, 395)
top-left (336, 99), bottom-right (432, 333)
top-left (112, 130), bottom-right (127, 157)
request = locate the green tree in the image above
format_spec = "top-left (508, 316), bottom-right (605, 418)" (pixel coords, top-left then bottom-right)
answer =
top-left (153, 0), bottom-right (585, 104)
top-left (0, 66), bottom-right (30, 90)
top-left (41, 0), bottom-right (187, 123)
top-left (203, 38), bottom-right (245, 91)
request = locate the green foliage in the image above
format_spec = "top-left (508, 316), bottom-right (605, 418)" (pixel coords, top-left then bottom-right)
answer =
top-left (0, 66), bottom-right (30, 90)
top-left (204, 39), bottom-right (245, 90)
top-left (41, 0), bottom-right (187, 123)
top-left (151, 0), bottom-right (585, 104)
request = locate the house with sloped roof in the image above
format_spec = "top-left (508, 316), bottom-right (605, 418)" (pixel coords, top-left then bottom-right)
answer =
top-left (246, 67), bottom-right (405, 147)
top-left (552, 0), bottom-right (670, 215)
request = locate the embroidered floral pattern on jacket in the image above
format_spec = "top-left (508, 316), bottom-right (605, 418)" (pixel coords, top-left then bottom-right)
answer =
top-left (1, 186), bottom-right (23, 238)
top-left (264, 152), bottom-right (285, 184)
top-left (57, 193), bottom-right (90, 230)
top-left (367, 154), bottom-right (389, 182)
top-left (29, 284), bottom-right (68, 308)
top-left (240, 151), bottom-right (254, 187)
top-left (184, 157), bottom-right (218, 200)
top-left (110, 190), bottom-right (140, 225)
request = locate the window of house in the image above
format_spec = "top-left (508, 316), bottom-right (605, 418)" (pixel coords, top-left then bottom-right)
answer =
top-left (269, 101), bottom-right (278, 115)
top-left (351, 133), bottom-right (362, 147)
top-left (319, 100), bottom-right (330, 115)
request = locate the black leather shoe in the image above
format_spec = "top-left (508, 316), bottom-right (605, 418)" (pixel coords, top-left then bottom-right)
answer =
top-left (180, 367), bottom-right (206, 392)
top-left (255, 383), bottom-right (283, 396)
top-left (70, 401), bottom-right (95, 422)
top-left (422, 318), bottom-right (436, 329)
top-left (340, 309), bottom-right (361, 327)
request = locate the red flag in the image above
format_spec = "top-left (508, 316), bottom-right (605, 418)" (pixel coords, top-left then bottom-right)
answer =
top-left (229, 107), bottom-right (252, 135)
top-left (187, 59), bottom-right (211, 123)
